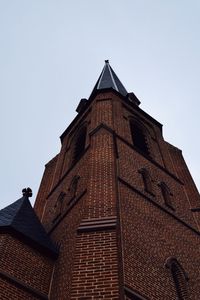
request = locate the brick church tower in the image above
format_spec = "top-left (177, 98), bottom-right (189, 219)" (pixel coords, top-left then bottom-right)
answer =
top-left (0, 61), bottom-right (200, 299)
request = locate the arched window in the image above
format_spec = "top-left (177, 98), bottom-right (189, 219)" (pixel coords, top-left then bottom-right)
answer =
top-left (165, 257), bottom-right (189, 300)
top-left (160, 182), bottom-right (174, 209)
top-left (130, 120), bottom-right (150, 156)
top-left (139, 168), bottom-right (153, 194)
top-left (53, 192), bottom-right (66, 223)
top-left (71, 126), bottom-right (87, 165)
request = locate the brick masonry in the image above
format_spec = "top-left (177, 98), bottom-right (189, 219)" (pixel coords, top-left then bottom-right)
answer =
top-left (0, 234), bottom-right (53, 299)
top-left (1, 87), bottom-right (199, 299)
top-left (36, 90), bottom-right (200, 299)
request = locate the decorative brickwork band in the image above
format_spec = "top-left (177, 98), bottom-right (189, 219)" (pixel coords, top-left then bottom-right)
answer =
top-left (77, 216), bottom-right (117, 233)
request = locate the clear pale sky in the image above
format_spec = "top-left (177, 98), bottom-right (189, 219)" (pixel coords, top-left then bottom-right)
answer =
top-left (0, 1), bottom-right (199, 208)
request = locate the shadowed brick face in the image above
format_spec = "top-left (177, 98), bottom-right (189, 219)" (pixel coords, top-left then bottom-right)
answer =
top-left (1, 64), bottom-right (199, 299)
top-left (0, 279), bottom-right (39, 300)
top-left (0, 234), bottom-right (53, 299)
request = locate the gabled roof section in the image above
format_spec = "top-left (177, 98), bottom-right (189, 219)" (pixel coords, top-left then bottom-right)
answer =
top-left (0, 192), bottom-right (58, 258)
top-left (91, 60), bottom-right (128, 97)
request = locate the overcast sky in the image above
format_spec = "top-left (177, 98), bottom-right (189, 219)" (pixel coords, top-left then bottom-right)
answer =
top-left (0, 1), bottom-right (199, 209)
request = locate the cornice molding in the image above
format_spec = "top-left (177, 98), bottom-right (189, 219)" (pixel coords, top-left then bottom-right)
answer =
top-left (77, 216), bottom-right (117, 233)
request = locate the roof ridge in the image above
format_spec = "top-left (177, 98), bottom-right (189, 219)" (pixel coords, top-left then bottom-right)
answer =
top-left (11, 196), bottom-right (28, 225)
top-left (107, 63), bottom-right (118, 91)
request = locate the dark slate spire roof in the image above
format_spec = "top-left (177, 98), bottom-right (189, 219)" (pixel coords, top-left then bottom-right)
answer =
top-left (0, 192), bottom-right (58, 258)
top-left (91, 60), bottom-right (128, 97)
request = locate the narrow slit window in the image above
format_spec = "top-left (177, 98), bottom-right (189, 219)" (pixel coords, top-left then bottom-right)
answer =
top-left (139, 168), bottom-right (153, 194)
top-left (53, 192), bottom-right (66, 223)
top-left (165, 258), bottom-right (189, 300)
top-left (160, 182), bottom-right (173, 209)
top-left (68, 175), bottom-right (80, 203)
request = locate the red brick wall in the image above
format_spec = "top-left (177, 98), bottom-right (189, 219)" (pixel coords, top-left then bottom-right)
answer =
top-left (120, 182), bottom-right (200, 299)
top-left (66, 126), bottom-right (121, 299)
top-left (0, 278), bottom-right (39, 300)
top-left (167, 143), bottom-right (200, 208)
top-left (0, 234), bottom-right (53, 298)
top-left (90, 93), bottom-right (114, 130)
top-left (52, 110), bottom-right (92, 188)
top-left (121, 104), bottom-right (164, 166)
top-left (34, 155), bottom-right (58, 220)
top-left (41, 148), bottom-right (89, 230)
top-left (70, 230), bottom-right (119, 299)
top-left (117, 139), bottom-right (198, 229)
top-left (167, 143), bottom-right (200, 230)
top-left (38, 92), bottom-right (123, 298)
top-left (47, 128), bottom-right (121, 298)
top-left (48, 194), bottom-right (86, 299)
top-left (86, 128), bottom-right (116, 219)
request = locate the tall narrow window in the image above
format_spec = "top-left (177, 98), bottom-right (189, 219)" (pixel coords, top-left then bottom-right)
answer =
top-left (139, 168), bottom-right (153, 194)
top-left (160, 182), bottom-right (173, 209)
top-left (165, 257), bottom-right (189, 300)
top-left (53, 192), bottom-right (66, 223)
top-left (130, 120), bottom-right (150, 156)
top-left (68, 175), bottom-right (80, 203)
top-left (71, 126), bottom-right (87, 165)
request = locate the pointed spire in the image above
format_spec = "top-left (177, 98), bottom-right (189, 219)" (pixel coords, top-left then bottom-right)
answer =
top-left (91, 60), bottom-right (128, 97)
top-left (0, 190), bottom-right (58, 258)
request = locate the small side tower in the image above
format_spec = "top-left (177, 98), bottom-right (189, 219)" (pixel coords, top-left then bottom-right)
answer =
top-left (0, 188), bottom-right (58, 299)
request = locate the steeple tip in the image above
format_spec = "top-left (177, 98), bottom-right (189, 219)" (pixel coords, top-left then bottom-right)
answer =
top-left (91, 61), bottom-right (128, 97)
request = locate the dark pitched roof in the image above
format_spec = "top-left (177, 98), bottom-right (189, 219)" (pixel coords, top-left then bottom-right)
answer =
top-left (91, 60), bottom-right (128, 97)
top-left (0, 195), bottom-right (58, 258)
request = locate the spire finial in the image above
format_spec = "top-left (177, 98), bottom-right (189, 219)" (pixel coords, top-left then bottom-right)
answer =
top-left (22, 187), bottom-right (32, 198)
top-left (90, 60), bottom-right (128, 98)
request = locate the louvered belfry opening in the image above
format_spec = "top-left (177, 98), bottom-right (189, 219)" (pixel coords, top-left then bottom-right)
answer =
top-left (130, 121), bottom-right (150, 156)
top-left (71, 126), bottom-right (87, 165)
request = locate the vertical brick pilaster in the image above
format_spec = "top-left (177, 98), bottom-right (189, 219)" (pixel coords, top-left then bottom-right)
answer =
top-left (70, 104), bottom-right (121, 298)
top-left (70, 230), bottom-right (119, 299)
